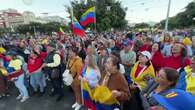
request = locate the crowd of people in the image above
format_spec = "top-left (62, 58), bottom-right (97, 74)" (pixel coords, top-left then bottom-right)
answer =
top-left (0, 30), bottom-right (195, 110)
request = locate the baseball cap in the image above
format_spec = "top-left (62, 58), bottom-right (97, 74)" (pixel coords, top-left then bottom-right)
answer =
top-left (140, 51), bottom-right (151, 60)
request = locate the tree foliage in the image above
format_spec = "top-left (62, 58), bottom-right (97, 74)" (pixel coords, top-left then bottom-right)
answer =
top-left (134, 23), bottom-right (150, 29)
top-left (15, 22), bottom-right (70, 35)
top-left (0, 28), bottom-right (11, 35)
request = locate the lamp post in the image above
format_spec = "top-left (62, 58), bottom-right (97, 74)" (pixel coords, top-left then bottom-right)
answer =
top-left (165, 0), bottom-right (171, 32)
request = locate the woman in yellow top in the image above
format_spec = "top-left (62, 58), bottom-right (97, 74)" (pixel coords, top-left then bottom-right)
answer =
top-left (177, 56), bottom-right (195, 95)
top-left (130, 51), bottom-right (155, 90)
top-left (67, 46), bottom-right (83, 110)
top-left (187, 56), bottom-right (195, 95)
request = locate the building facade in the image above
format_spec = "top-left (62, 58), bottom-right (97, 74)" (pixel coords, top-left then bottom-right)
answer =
top-left (0, 9), bottom-right (67, 28)
top-left (0, 9), bottom-right (24, 28)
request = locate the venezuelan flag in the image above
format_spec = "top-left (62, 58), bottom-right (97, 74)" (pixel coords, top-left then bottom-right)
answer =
top-left (93, 86), bottom-right (120, 110)
top-left (80, 7), bottom-right (96, 27)
top-left (82, 81), bottom-right (96, 110)
top-left (71, 17), bottom-right (86, 37)
top-left (176, 66), bottom-right (195, 95)
top-left (81, 65), bottom-right (120, 110)
top-left (81, 65), bottom-right (96, 110)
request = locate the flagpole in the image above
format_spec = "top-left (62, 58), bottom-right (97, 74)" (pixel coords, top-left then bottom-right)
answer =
top-left (94, 0), bottom-right (97, 33)
top-left (81, 79), bottom-right (84, 105)
top-left (94, 6), bottom-right (97, 32)
top-left (70, 1), bottom-right (74, 26)
top-left (70, 0), bottom-right (75, 38)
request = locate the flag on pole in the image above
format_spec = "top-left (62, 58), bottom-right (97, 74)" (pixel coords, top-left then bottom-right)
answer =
top-left (81, 65), bottom-right (96, 110)
top-left (59, 27), bottom-right (65, 34)
top-left (71, 17), bottom-right (86, 37)
top-left (56, 27), bottom-right (65, 36)
top-left (80, 7), bottom-right (96, 27)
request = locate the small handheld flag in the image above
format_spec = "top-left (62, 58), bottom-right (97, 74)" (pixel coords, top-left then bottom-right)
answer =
top-left (59, 27), bottom-right (65, 34)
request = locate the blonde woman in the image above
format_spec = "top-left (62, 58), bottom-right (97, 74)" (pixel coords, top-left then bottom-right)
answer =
top-left (82, 54), bottom-right (101, 88)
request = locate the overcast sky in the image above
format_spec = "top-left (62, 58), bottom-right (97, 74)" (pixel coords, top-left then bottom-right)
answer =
top-left (0, 0), bottom-right (194, 23)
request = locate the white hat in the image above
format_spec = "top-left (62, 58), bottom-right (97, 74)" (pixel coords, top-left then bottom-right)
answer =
top-left (140, 51), bottom-right (151, 60)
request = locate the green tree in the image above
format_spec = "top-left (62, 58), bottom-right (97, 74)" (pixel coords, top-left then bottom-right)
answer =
top-left (0, 28), bottom-right (11, 35)
top-left (16, 22), bottom-right (70, 35)
top-left (134, 23), bottom-right (150, 29)
top-left (69, 0), bottom-right (127, 32)
top-left (16, 22), bottom-right (43, 34)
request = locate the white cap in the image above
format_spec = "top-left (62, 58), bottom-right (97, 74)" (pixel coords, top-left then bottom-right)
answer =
top-left (140, 51), bottom-right (151, 60)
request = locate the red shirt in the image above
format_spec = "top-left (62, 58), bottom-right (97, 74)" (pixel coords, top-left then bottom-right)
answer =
top-left (163, 55), bottom-right (191, 69)
top-left (135, 64), bottom-right (145, 78)
top-left (27, 52), bottom-right (47, 74)
top-left (151, 51), bottom-right (164, 71)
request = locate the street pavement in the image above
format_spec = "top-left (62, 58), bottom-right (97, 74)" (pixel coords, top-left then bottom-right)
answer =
top-left (0, 83), bottom-right (86, 110)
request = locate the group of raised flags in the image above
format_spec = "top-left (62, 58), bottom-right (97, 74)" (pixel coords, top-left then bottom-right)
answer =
top-left (59, 1), bottom-right (95, 38)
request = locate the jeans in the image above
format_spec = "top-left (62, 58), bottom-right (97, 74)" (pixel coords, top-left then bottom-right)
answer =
top-left (15, 74), bottom-right (29, 97)
top-left (30, 71), bottom-right (45, 92)
top-left (42, 74), bottom-right (46, 87)
top-left (23, 63), bottom-right (30, 89)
